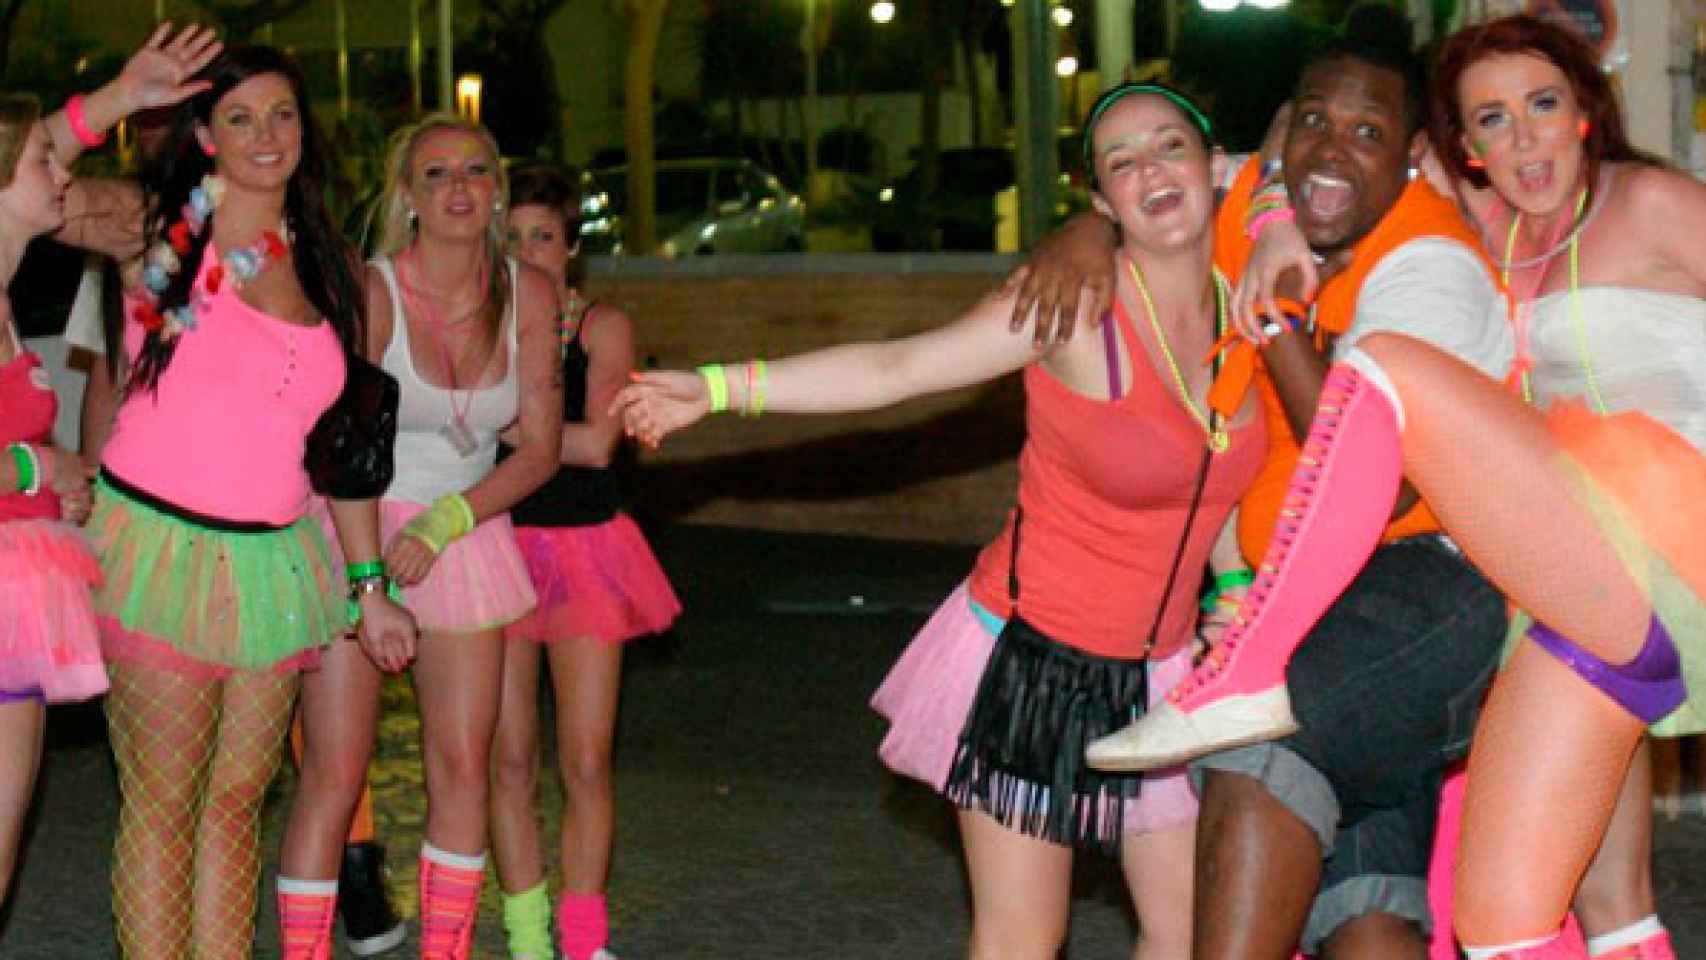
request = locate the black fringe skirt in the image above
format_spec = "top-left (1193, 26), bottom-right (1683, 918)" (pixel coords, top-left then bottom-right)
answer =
top-left (944, 613), bottom-right (1149, 852)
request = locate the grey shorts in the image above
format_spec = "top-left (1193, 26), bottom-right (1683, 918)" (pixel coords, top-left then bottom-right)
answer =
top-left (1190, 536), bottom-right (1507, 952)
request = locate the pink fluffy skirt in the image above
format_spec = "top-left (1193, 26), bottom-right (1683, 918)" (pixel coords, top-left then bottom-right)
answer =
top-left (871, 583), bottom-right (1199, 836)
top-left (0, 520), bottom-right (107, 702)
top-left (505, 516), bottom-right (681, 644)
top-left (316, 499), bottom-right (537, 633)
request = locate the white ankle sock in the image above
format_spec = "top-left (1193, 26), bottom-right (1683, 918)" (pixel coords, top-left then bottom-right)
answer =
top-left (1586, 915), bottom-right (1665, 956)
top-left (421, 841), bottom-right (487, 871)
top-left (276, 876), bottom-right (338, 896)
top-left (1464, 935), bottom-right (1556, 960)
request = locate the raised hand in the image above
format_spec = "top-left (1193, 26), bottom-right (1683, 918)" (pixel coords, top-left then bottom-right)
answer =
top-left (114, 23), bottom-right (223, 114)
top-left (1232, 217), bottom-right (1317, 344)
top-left (610, 370), bottom-right (712, 448)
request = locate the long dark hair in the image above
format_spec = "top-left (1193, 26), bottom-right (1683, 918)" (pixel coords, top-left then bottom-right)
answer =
top-left (507, 162), bottom-right (585, 289)
top-left (1431, 14), bottom-right (1662, 193)
top-left (132, 45), bottom-right (364, 392)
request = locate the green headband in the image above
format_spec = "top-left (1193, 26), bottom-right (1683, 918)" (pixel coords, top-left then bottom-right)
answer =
top-left (1082, 83), bottom-right (1213, 174)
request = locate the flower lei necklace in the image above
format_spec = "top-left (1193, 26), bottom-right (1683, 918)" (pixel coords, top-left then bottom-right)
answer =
top-left (134, 174), bottom-right (288, 340)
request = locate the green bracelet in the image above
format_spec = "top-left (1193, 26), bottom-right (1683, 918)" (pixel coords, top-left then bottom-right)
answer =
top-left (697, 363), bottom-right (729, 413)
top-left (1213, 569), bottom-right (1256, 592)
top-left (346, 560), bottom-right (386, 583)
top-left (1199, 587), bottom-right (1222, 615)
top-left (7, 443), bottom-right (33, 495)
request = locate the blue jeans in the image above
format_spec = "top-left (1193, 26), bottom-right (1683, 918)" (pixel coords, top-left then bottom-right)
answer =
top-left (1192, 534), bottom-right (1508, 951)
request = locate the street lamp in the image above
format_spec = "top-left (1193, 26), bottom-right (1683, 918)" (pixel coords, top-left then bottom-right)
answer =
top-left (1051, 5), bottom-right (1073, 28)
top-left (1246, 0), bottom-right (1290, 8)
top-left (1055, 55), bottom-right (1079, 77)
top-left (1199, 0), bottom-right (1240, 10)
top-left (456, 73), bottom-right (483, 123)
top-left (870, 0), bottom-right (895, 23)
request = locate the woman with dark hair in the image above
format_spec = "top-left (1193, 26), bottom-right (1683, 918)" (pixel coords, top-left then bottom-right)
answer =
top-left (616, 85), bottom-right (1259, 960)
top-left (486, 163), bottom-right (679, 960)
top-left (277, 115), bottom-right (563, 960)
top-left (51, 31), bottom-right (416, 958)
top-left (1097, 14), bottom-right (1706, 960)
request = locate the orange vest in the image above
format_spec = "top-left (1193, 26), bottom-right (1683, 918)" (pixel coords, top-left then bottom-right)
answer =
top-left (1212, 159), bottom-right (1497, 561)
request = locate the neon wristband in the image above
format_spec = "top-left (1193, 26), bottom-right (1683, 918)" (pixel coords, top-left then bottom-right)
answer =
top-left (743, 359), bottom-right (768, 417)
top-left (401, 493), bottom-right (475, 555)
top-left (698, 364), bottom-right (729, 413)
top-left (65, 94), bottom-right (108, 148)
top-left (1213, 569), bottom-right (1256, 591)
top-left (1199, 587), bottom-right (1221, 614)
top-left (7, 443), bottom-right (35, 495)
top-left (346, 560), bottom-right (386, 583)
top-left (1245, 206), bottom-right (1296, 241)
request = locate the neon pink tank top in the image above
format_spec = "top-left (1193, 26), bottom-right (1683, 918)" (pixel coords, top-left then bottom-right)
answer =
top-left (102, 247), bottom-right (345, 524)
top-left (966, 301), bottom-right (1265, 660)
top-left (0, 349), bottom-right (61, 522)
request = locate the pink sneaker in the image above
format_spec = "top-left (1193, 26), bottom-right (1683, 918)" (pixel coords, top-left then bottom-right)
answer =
top-left (1087, 364), bottom-right (1403, 771)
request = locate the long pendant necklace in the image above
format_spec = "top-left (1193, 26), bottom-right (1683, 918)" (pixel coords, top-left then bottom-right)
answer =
top-left (400, 248), bottom-right (488, 457)
top-left (1502, 189), bottom-right (1606, 411)
top-left (1126, 257), bottom-right (1232, 454)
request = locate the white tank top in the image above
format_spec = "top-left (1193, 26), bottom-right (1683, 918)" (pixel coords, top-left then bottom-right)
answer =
top-left (1527, 286), bottom-right (1706, 454)
top-left (373, 255), bottom-right (522, 505)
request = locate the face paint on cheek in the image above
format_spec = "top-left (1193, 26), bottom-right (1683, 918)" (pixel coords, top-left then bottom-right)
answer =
top-left (1470, 138), bottom-right (1489, 158)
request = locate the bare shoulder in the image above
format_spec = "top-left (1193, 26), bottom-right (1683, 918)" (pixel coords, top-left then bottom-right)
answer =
top-left (582, 298), bottom-right (634, 342)
top-left (1614, 163), bottom-right (1706, 216)
top-left (361, 262), bottom-right (394, 357)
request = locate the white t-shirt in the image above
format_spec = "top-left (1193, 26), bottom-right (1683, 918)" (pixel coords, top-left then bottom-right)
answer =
top-left (1333, 236), bottom-right (1512, 379)
top-left (63, 260), bottom-right (105, 355)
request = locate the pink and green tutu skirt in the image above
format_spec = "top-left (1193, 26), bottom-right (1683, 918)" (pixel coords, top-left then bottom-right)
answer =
top-left (88, 474), bottom-right (341, 677)
top-left (313, 498), bottom-right (537, 633)
top-left (0, 519), bottom-right (106, 702)
top-left (505, 515), bottom-right (681, 644)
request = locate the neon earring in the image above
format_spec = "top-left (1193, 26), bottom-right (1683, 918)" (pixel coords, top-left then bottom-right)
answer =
top-left (1578, 119), bottom-right (1591, 139)
top-left (201, 140), bottom-right (217, 157)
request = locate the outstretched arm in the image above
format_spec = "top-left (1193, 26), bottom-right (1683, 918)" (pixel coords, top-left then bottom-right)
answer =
top-left (614, 287), bottom-right (1047, 447)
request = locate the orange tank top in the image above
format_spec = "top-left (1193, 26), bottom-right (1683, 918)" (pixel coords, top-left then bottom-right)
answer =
top-left (966, 299), bottom-right (1265, 660)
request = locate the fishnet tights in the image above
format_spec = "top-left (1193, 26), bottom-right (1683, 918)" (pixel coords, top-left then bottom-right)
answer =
top-left (107, 662), bottom-right (298, 959)
top-left (1359, 334), bottom-right (1658, 945)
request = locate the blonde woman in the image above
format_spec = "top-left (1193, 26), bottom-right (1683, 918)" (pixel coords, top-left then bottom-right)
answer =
top-left (278, 114), bottom-right (562, 959)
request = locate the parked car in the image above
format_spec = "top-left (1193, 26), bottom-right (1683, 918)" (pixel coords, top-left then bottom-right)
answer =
top-left (870, 145), bottom-right (1088, 252)
top-left (591, 158), bottom-right (806, 257)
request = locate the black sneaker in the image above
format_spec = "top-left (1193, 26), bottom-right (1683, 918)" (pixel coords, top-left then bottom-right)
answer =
top-left (338, 842), bottom-right (407, 956)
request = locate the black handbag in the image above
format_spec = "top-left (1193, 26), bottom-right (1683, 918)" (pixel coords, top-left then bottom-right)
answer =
top-left (305, 352), bottom-right (399, 499)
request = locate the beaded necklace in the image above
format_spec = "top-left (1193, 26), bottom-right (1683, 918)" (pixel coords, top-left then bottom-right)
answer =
top-left (1501, 188), bottom-right (1606, 411)
top-left (1126, 257), bottom-right (1232, 453)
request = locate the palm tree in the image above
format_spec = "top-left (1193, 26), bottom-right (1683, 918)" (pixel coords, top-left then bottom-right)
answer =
top-left (623, 0), bottom-right (670, 255)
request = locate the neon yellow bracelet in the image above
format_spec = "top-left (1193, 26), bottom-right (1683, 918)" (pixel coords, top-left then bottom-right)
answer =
top-left (697, 364), bottom-right (729, 413)
top-left (401, 493), bottom-right (475, 555)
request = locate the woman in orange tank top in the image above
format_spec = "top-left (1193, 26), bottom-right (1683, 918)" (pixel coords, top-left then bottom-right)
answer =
top-left (612, 85), bottom-right (1267, 960)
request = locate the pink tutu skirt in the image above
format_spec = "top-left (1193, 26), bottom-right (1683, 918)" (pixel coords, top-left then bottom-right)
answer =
top-left (871, 583), bottom-right (1199, 836)
top-left (315, 499), bottom-right (537, 633)
top-left (506, 515), bottom-right (681, 644)
top-left (0, 520), bottom-right (107, 702)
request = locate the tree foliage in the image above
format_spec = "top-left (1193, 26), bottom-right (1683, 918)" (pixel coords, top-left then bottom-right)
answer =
top-left (191, 0), bottom-right (315, 40)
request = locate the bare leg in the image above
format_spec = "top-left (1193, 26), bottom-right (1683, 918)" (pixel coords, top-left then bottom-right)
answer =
top-left (549, 635), bottom-right (622, 894)
top-left (957, 808), bottom-right (1074, 960)
top-left (1193, 770), bottom-right (1320, 960)
top-left (0, 698), bottom-right (45, 904)
top-left (489, 637), bottom-right (544, 894)
top-left (1572, 739), bottom-right (1656, 939)
top-left (279, 641), bottom-right (385, 881)
top-left (1322, 913), bottom-right (1429, 960)
top-left (413, 628), bottom-right (505, 855)
top-left (1455, 643), bottom-right (1645, 946)
top-left (1120, 819), bottom-right (1194, 960)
